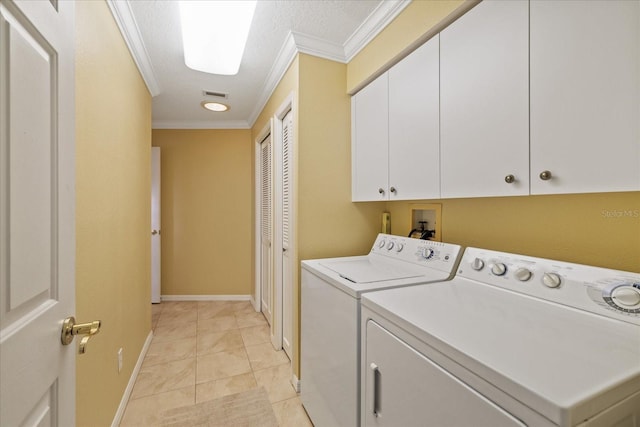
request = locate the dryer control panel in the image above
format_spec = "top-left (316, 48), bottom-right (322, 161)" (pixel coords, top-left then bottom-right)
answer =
top-left (457, 247), bottom-right (640, 326)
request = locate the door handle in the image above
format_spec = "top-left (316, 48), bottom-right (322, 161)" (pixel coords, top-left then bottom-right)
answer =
top-left (151, 229), bottom-right (160, 235)
top-left (370, 362), bottom-right (382, 418)
top-left (61, 316), bottom-right (101, 354)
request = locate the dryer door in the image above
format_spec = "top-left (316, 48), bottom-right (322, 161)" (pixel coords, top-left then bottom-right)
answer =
top-left (363, 320), bottom-right (526, 427)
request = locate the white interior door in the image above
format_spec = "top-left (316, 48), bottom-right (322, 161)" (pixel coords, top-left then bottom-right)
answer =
top-left (281, 110), bottom-right (293, 359)
top-left (260, 135), bottom-right (273, 325)
top-left (151, 147), bottom-right (161, 303)
top-left (0, 0), bottom-right (76, 425)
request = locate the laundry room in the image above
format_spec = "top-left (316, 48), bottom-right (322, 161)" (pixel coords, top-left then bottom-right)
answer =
top-left (98, 0), bottom-right (640, 424)
top-left (3, 0), bottom-right (638, 426)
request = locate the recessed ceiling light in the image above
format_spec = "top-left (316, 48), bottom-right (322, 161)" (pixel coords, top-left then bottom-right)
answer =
top-left (202, 102), bottom-right (229, 112)
top-left (179, 1), bottom-right (257, 76)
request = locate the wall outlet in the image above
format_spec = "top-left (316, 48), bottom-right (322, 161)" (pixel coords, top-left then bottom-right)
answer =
top-left (117, 348), bottom-right (123, 373)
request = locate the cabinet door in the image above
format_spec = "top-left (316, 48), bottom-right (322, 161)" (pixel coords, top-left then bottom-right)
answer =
top-left (440, 0), bottom-right (529, 198)
top-left (363, 320), bottom-right (525, 427)
top-left (530, 0), bottom-right (640, 194)
top-left (352, 73), bottom-right (389, 201)
top-left (388, 35), bottom-right (440, 200)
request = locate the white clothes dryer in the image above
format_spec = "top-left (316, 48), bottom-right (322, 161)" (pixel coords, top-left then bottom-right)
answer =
top-left (360, 247), bottom-right (640, 427)
top-left (300, 233), bottom-right (462, 427)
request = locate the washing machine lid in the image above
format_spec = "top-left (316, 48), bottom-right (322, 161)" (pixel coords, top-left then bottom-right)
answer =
top-left (362, 280), bottom-right (640, 426)
top-left (319, 258), bottom-right (424, 284)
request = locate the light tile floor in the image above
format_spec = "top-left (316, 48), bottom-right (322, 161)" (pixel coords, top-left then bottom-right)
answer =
top-left (120, 301), bottom-right (313, 426)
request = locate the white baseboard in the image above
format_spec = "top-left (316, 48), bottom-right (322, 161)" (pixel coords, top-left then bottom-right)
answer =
top-left (111, 330), bottom-right (154, 427)
top-left (161, 294), bottom-right (251, 302)
top-left (291, 373), bottom-right (301, 393)
top-left (250, 295), bottom-right (260, 312)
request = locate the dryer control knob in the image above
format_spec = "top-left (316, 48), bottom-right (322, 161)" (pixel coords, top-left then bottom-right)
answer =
top-left (542, 272), bottom-right (562, 288)
top-left (422, 248), bottom-right (434, 259)
top-left (491, 263), bottom-right (507, 276)
top-left (386, 242), bottom-right (395, 250)
top-left (396, 243), bottom-right (404, 253)
top-left (514, 268), bottom-right (532, 281)
top-left (471, 258), bottom-right (485, 271)
top-left (611, 286), bottom-right (640, 308)
top-left (378, 240), bottom-right (386, 248)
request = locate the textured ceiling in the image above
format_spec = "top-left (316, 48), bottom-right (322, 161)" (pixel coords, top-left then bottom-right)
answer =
top-left (126, 0), bottom-right (388, 129)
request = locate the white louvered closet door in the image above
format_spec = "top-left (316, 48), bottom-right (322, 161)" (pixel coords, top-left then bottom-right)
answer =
top-left (281, 110), bottom-right (293, 359)
top-left (260, 135), bottom-right (273, 325)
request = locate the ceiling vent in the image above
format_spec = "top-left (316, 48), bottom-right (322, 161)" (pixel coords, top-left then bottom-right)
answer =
top-left (203, 90), bottom-right (228, 99)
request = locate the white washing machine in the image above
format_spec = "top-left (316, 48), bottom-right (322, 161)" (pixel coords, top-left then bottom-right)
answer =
top-left (361, 247), bottom-right (640, 427)
top-left (300, 233), bottom-right (462, 427)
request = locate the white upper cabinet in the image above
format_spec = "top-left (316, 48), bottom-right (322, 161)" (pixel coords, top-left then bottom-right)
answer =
top-left (388, 35), bottom-right (440, 200)
top-left (352, 73), bottom-right (389, 201)
top-left (352, 36), bottom-right (440, 202)
top-left (440, 0), bottom-right (529, 199)
top-left (530, 0), bottom-right (640, 195)
top-left (352, 0), bottom-right (638, 202)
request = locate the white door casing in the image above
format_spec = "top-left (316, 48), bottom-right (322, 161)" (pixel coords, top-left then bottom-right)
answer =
top-left (272, 94), bottom-right (295, 358)
top-left (280, 109), bottom-right (293, 359)
top-left (260, 132), bottom-right (273, 325)
top-left (151, 147), bottom-right (161, 303)
top-left (0, 0), bottom-right (76, 425)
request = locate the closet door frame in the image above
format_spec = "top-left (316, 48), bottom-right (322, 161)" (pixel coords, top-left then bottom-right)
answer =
top-left (272, 93), bottom-right (295, 359)
top-left (254, 120), bottom-right (273, 314)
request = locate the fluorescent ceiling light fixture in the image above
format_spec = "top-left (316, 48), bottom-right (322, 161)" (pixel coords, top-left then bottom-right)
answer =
top-left (179, 1), bottom-right (257, 75)
top-left (202, 101), bottom-right (229, 112)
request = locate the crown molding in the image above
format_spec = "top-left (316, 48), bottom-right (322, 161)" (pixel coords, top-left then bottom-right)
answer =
top-left (247, 31), bottom-right (299, 127)
top-left (152, 120), bottom-right (251, 130)
top-left (344, 0), bottom-right (411, 62)
top-left (292, 31), bottom-right (346, 63)
top-left (106, 0), bottom-right (161, 97)
top-left (247, 2), bottom-right (410, 127)
top-left (113, 0), bottom-right (408, 128)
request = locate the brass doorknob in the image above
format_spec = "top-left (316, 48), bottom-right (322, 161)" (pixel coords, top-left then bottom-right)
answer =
top-left (61, 316), bottom-right (101, 354)
top-left (151, 229), bottom-right (160, 235)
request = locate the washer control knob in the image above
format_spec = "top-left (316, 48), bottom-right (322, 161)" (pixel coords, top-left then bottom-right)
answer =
top-left (422, 248), bottom-right (434, 259)
top-left (542, 272), bottom-right (562, 288)
top-left (491, 263), bottom-right (507, 276)
top-left (514, 268), bottom-right (532, 281)
top-left (396, 243), bottom-right (404, 253)
top-left (611, 286), bottom-right (640, 308)
top-left (378, 240), bottom-right (386, 248)
top-left (386, 242), bottom-right (394, 250)
top-left (471, 258), bottom-right (484, 271)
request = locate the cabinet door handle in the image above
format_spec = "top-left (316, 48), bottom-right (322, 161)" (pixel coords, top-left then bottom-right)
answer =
top-left (378, 188), bottom-right (385, 195)
top-left (504, 174), bottom-right (515, 184)
top-left (539, 170), bottom-right (552, 181)
top-left (370, 362), bottom-right (381, 418)
top-left (389, 186), bottom-right (396, 193)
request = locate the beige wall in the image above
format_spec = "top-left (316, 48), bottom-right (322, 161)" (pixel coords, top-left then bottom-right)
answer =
top-left (75, 1), bottom-right (152, 426)
top-left (152, 129), bottom-right (253, 296)
top-left (388, 192), bottom-right (640, 273)
top-left (250, 54), bottom-right (383, 376)
top-left (294, 54), bottom-right (383, 374)
top-left (297, 54), bottom-right (383, 262)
